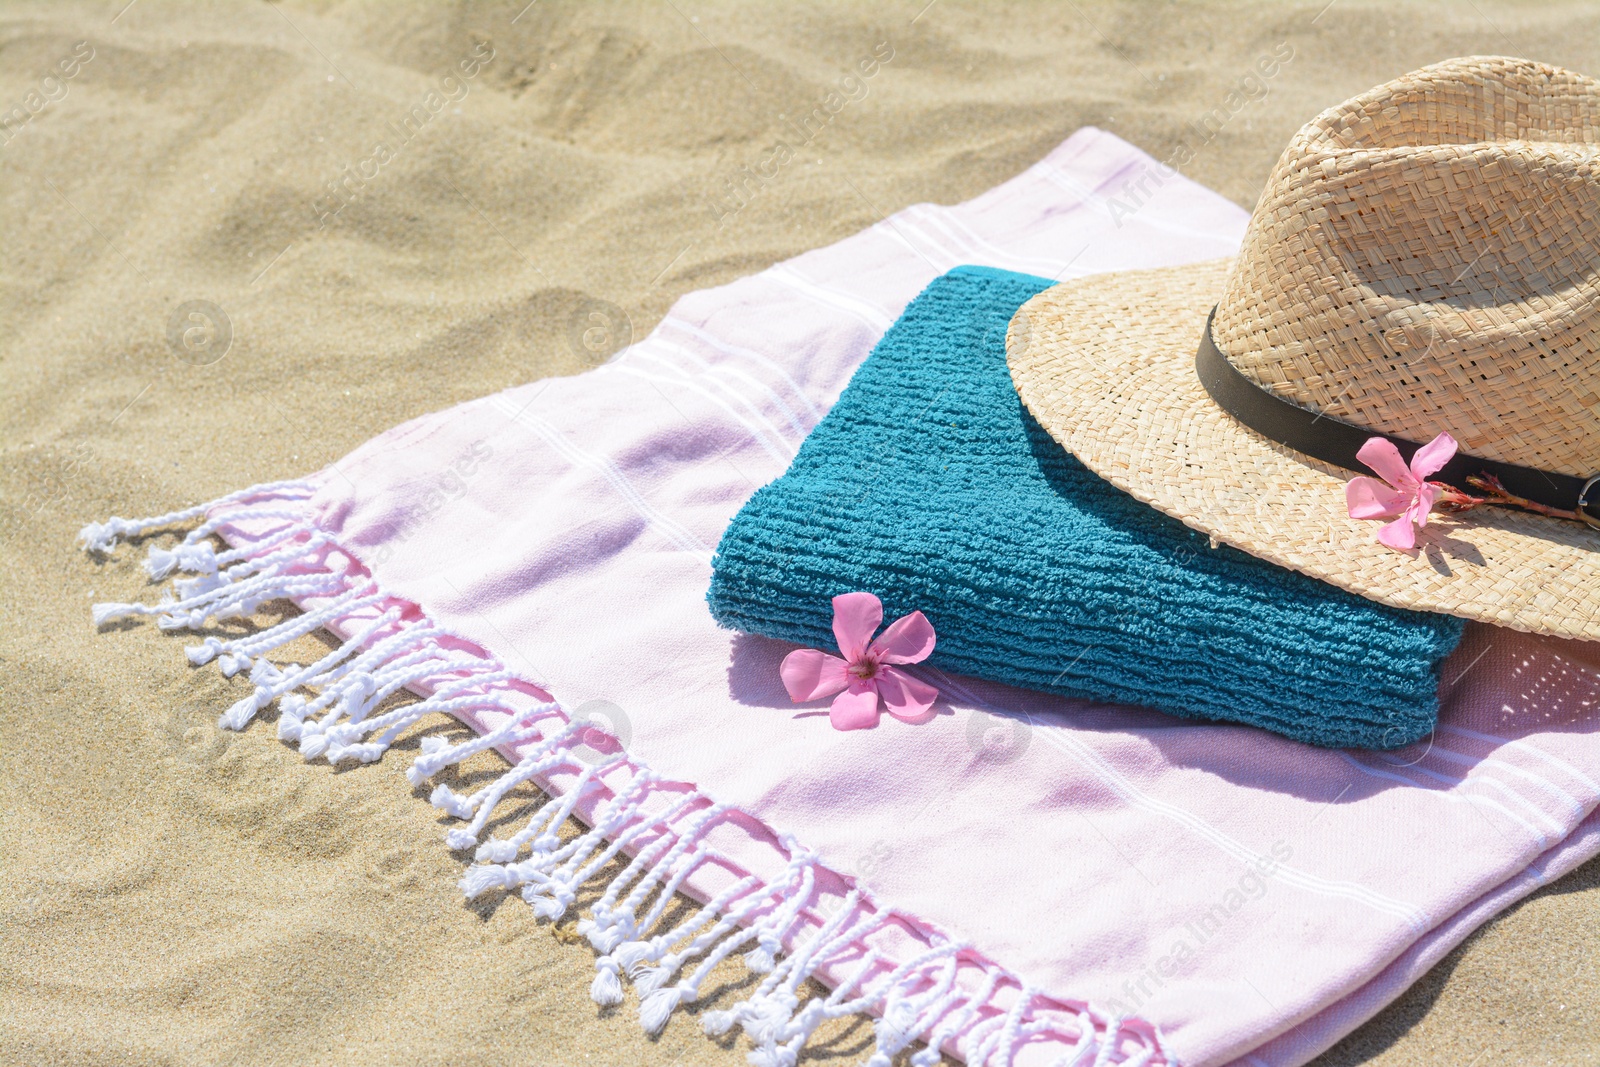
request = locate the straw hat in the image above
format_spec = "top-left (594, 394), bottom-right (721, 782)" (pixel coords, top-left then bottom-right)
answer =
top-left (1007, 56), bottom-right (1600, 640)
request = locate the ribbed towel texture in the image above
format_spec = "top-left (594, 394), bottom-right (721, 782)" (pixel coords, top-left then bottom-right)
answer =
top-left (707, 265), bottom-right (1465, 748)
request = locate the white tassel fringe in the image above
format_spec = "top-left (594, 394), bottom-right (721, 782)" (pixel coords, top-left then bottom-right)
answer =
top-left (78, 484), bottom-right (1173, 1067)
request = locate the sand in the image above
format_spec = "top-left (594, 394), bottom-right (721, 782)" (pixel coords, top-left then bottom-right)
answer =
top-left (3, 2), bottom-right (1599, 1064)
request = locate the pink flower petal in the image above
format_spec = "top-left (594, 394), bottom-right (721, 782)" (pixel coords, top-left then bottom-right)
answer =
top-left (1377, 514), bottom-right (1418, 551)
top-left (1408, 483), bottom-right (1438, 529)
top-left (829, 684), bottom-right (881, 731)
top-left (780, 648), bottom-right (850, 703)
top-left (877, 666), bottom-right (939, 723)
top-left (868, 610), bottom-right (936, 665)
top-left (1346, 475), bottom-right (1410, 520)
top-left (831, 592), bottom-right (883, 663)
top-left (1355, 436), bottom-right (1415, 490)
top-left (1409, 431), bottom-right (1457, 481)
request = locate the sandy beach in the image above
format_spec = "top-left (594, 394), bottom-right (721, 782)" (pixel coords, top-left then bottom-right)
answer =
top-left (4, 2), bottom-right (1600, 1064)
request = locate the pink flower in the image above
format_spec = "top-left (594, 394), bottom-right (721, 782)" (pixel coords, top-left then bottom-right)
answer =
top-left (1345, 432), bottom-right (1458, 551)
top-left (779, 592), bottom-right (939, 731)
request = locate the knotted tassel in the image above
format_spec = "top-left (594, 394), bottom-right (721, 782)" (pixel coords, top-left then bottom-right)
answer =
top-left (523, 879), bottom-right (575, 920)
top-left (78, 479), bottom-right (316, 554)
top-left (639, 984), bottom-right (696, 1035)
top-left (145, 539), bottom-right (218, 579)
top-left (589, 956), bottom-right (624, 1007)
top-left (744, 932), bottom-right (782, 974)
top-left (614, 935), bottom-right (668, 977)
top-left (431, 783), bottom-right (477, 821)
top-left (740, 991), bottom-right (801, 1046)
top-left (458, 863), bottom-right (521, 899)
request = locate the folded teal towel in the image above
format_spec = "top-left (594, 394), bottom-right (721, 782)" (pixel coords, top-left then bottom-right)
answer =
top-left (706, 265), bottom-right (1465, 748)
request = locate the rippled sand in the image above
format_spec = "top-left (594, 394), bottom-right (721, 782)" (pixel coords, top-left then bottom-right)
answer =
top-left (4, 3), bottom-right (1599, 1064)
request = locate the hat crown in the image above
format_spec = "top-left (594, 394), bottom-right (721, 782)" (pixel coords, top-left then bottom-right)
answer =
top-left (1211, 55), bottom-right (1600, 477)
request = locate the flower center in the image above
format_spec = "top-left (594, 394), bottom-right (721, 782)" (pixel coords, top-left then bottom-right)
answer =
top-left (849, 658), bottom-right (879, 680)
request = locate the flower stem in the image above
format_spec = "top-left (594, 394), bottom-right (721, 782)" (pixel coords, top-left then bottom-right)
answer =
top-left (1431, 473), bottom-right (1582, 522)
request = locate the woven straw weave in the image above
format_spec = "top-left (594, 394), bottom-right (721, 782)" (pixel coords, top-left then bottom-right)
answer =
top-left (1212, 55), bottom-right (1600, 475)
top-left (1009, 57), bottom-right (1600, 639)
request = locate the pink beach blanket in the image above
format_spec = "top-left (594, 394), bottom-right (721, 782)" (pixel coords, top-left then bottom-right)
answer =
top-left (84, 129), bottom-right (1600, 1067)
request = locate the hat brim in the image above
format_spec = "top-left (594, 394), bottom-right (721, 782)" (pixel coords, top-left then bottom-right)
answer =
top-left (1006, 258), bottom-right (1600, 641)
